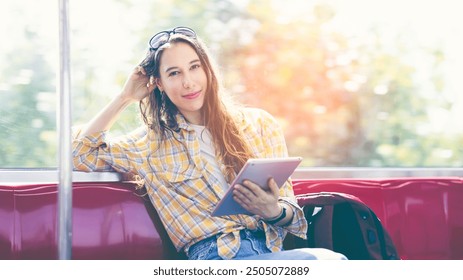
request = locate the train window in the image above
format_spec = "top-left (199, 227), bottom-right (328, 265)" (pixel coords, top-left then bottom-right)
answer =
top-left (0, 1), bottom-right (58, 168)
top-left (1, 0), bottom-right (462, 168)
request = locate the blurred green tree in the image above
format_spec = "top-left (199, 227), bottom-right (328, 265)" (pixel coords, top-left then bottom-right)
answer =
top-left (0, 30), bottom-right (56, 167)
top-left (1, 0), bottom-right (461, 168)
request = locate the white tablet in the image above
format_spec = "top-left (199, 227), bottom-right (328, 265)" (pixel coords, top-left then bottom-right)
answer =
top-left (211, 157), bottom-right (302, 217)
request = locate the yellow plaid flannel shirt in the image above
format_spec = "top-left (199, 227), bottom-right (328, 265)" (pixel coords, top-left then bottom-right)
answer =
top-left (72, 107), bottom-right (308, 259)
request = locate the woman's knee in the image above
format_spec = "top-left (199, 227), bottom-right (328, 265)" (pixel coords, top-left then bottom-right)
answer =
top-left (293, 248), bottom-right (348, 260)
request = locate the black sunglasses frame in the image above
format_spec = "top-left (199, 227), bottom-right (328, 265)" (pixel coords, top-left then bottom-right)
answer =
top-left (148, 27), bottom-right (196, 52)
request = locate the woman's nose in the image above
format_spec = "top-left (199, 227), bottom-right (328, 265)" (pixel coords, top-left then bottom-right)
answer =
top-left (182, 75), bottom-right (192, 89)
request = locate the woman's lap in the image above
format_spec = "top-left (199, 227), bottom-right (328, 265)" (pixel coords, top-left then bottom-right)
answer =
top-left (187, 229), bottom-right (346, 260)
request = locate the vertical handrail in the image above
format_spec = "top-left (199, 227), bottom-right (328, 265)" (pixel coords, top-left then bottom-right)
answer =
top-left (57, 0), bottom-right (72, 260)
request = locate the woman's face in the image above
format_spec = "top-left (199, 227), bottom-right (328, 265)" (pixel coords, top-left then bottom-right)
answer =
top-left (156, 42), bottom-right (207, 125)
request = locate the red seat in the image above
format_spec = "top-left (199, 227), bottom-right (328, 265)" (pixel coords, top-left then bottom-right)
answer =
top-left (1, 177), bottom-right (463, 259)
top-left (0, 182), bottom-right (182, 260)
top-left (292, 178), bottom-right (463, 260)
top-left (0, 186), bottom-right (14, 258)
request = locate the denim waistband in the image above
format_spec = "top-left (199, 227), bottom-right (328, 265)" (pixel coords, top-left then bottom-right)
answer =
top-left (187, 229), bottom-right (265, 258)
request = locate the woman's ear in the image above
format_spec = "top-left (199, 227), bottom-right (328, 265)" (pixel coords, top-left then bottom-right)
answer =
top-left (156, 78), bottom-right (163, 92)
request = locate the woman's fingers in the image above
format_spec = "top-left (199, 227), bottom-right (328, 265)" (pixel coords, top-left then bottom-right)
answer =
top-left (146, 75), bottom-right (156, 89)
top-left (267, 178), bottom-right (280, 197)
top-left (233, 186), bottom-right (253, 201)
top-left (135, 65), bottom-right (146, 75)
top-left (232, 180), bottom-right (281, 217)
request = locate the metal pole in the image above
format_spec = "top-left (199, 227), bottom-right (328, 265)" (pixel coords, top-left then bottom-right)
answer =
top-left (57, 0), bottom-right (72, 260)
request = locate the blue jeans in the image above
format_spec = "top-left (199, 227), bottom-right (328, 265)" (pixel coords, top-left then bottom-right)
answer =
top-left (187, 229), bottom-right (347, 260)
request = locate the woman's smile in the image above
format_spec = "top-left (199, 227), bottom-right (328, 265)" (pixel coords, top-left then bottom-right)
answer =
top-left (183, 90), bottom-right (201, 99)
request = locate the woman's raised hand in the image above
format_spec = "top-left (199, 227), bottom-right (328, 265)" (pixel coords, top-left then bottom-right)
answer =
top-left (120, 65), bottom-right (156, 102)
top-left (77, 66), bottom-right (157, 137)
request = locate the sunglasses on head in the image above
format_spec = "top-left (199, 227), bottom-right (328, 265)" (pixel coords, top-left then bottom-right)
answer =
top-left (148, 26), bottom-right (196, 52)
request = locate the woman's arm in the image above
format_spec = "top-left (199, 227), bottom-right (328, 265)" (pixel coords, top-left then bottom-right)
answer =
top-left (77, 66), bottom-right (155, 138)
top-left (72, 66), bottom-right (155, 173)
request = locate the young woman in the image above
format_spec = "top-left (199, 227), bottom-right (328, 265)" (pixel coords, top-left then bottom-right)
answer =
top-left (72, 27), bottom-right (345, 260)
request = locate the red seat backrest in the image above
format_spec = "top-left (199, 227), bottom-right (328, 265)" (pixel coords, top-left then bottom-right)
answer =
top-left (2, 177), bottom-right (463, 260)
top-left (0, 182), bottom-right (183, 260)
top-left (292, 178), bottom-right (463, 260)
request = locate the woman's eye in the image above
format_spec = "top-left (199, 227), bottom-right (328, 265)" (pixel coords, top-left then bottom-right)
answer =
top-left (191, 64), bottom-right (201, 70)
top-left (168, 71), bottom-right (180, 77)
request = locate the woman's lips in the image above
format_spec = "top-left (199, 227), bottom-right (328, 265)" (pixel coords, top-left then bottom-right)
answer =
top-left (183, 91), bottom-right (201, 99)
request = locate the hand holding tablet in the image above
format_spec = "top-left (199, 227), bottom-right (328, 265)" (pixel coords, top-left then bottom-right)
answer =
top-left (211, 157), bottom-right (302, 216)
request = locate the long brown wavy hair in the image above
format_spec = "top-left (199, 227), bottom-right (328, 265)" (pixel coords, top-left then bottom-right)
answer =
top-left (138, 32), bottom-right (254, 182)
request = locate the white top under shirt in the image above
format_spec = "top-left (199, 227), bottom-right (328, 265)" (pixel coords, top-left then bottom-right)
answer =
top-left (190, 124), bottom-right (229, 191)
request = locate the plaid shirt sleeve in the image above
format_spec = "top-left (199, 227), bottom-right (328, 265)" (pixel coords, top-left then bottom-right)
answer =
top-left (72, 126), bottom-right (148, 174)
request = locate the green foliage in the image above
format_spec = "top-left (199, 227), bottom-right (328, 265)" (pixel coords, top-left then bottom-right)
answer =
top-left (1, 0), bottom-right (461, 168)
top-left (0, 31), bottom-right (56, 167)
